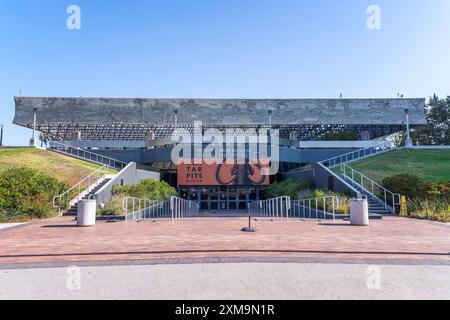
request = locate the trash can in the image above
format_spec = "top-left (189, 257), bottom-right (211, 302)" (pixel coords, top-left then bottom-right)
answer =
top-left (350, 198), bottom-right (369, 226)
top-left (77, 199), bottom-right (97, 227)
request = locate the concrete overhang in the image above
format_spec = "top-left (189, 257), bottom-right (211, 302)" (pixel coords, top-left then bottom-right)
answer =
top-left (13, 97), bottom-right (427, 126)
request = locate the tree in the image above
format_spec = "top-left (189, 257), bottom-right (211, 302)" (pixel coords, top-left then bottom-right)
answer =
top-left (425, 94), bottom-right (450, 145)
top-left (409, 95), bottom-right (449, 146)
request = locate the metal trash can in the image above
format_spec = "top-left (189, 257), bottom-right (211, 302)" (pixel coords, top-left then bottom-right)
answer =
top-left (77, 199), bottom-right (97, 227)
top-left (350, 198), bottom-right (369, 226)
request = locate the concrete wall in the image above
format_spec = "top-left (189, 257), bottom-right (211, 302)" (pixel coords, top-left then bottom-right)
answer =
top-left (94, 162), bottom-right (160, 205)
top-left (14, 97), bottom-right (426, 126)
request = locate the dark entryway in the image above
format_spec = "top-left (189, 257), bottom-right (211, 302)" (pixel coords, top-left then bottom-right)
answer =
top-left (178, 186), bottom-right (267, 212)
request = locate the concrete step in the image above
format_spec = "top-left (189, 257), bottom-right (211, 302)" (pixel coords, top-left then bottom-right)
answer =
top-left (62, 179), bottom-right (111, 216)
top-left (369, 210), bottom-right (391, 214)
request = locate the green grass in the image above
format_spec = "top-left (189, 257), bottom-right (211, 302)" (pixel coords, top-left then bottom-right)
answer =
top-left (0, 147), bottom-right (116, 187)
top-left (345, 149), bottom-right (450, 184)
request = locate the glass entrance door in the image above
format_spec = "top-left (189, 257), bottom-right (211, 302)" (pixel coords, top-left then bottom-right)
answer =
top-left (210, 187), bottom-right (218, 210)
top-left (228, 187), bottom-right (237, 210)
top-left (179, 186), bottom-right (267, 212)
top-left (219, 187), bottom-right (227, 210)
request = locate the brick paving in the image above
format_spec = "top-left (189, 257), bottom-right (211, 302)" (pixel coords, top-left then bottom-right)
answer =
top-left (0, 216), bottom-right (449, 269)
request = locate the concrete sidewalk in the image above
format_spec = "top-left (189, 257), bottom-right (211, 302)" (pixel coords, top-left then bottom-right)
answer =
top-left (1, 263), bottom-right (449, 300)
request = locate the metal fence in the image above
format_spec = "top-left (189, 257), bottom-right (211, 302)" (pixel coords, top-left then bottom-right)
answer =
top-left (290, 196), bottom-right (339, 220)
top-left (320, 141), bottom-right (395, 169)
top-left (123, 196), bottom-right (199, 221)
top-left (48, 140), bottom-right (128, 170)
top-left (248, 196), bottom-right (291, 220)
top-left (249, 196), bottom-right (339, 220)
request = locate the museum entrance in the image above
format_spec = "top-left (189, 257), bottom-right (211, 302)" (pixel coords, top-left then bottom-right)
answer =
top-left (178, 186), bottom-right (267, 212)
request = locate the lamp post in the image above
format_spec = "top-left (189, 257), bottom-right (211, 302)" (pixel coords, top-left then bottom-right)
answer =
top-left (30, 108), bottom-right (37, 147)
top-left (0, 124), bottom-right (4, 147)
top-left (405, 108), bottom-right (413, 147)
top-left (174, 109), bottom-right (178, 128)
top-left (268, 110), bottom-right (272, 136)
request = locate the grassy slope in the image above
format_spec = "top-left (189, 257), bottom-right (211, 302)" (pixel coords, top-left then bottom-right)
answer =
top-left (348, 149), bottom-right (450, 184)
top-left (0, 147), bottom-right (115, 187)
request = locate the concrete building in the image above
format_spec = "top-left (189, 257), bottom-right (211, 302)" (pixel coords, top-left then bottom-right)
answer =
top-left (14, 96), bottom-right (426, 212)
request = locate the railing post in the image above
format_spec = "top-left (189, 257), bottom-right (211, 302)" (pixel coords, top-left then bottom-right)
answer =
top-left (332, 197), bottom-right (336, 221)
top-left (392, 194), bottom-right (396, 215)
top-left (323, 197), bottom-right (326, 219)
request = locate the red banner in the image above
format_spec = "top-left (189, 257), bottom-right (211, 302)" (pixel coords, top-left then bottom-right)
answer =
top-left (178, 161), bottom-right (270, 186)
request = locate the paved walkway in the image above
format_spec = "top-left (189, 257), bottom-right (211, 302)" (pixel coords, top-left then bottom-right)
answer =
top-left (0, 216), bottom-right (449, 269)
top-left (1, 263), bottom-right (449, 300)
top-left (0, 223), bottom-right (26, 231)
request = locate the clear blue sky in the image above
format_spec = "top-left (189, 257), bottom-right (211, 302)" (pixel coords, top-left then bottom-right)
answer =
top-left (1, 0), bottom-right (449, 146)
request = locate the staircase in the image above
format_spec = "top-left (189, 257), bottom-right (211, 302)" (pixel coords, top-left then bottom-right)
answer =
top-left (339, 164), bottom-right (401, 215)
top-left (53, 165), bottom-right (113, 215)
top-left (64, 178), bottom-right (111, 216)
top-left (367, 198), bottom-right (391, 215)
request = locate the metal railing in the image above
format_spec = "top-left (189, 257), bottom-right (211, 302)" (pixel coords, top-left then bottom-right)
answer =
top-left (124, 196), bottom-right (199, 221)
top-left (248, 196), bottom-right (291, 220)
top-left (339, 164), bottom-right (401, 214)
top-left (123, 197), bottom-right (171, 221)
top-left (53, 165), bottom-right (110, 214)
top-left (286, 165), bottom-right (315, 174)
top-left (290, 196), bottom-right (339, 220)
top-left (48, 141), bottom-right (128, 170)
top-left (320, 141), bottom-right (395, 169)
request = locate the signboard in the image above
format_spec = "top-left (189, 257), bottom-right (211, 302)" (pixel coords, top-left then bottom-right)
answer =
top-left (177, 161), bottom-right (270, 186)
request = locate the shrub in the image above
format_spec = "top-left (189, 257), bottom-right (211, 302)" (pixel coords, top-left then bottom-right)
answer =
top-left (383, 174), bottom-right (450, 202)
top-left (98, 178), bottom-right (177, 215)
top-left (423, 182), bottom-right (450, 201)
top-left (112, 178), bottom-right (176, 201)
top-left (408, 199), bottom-right (450, 223)
top-left (321, 131), bottom-right (359, 141)
top-left (267, 179), bottom-right (315, 199)
top-left (383, 173), bottom-right (450, 222)
top-left (382, 174), bottom-right (423, 199)
top-left (295, 189), bottom-right (350, 215)
top-left (0, 167), bottom-right (67, 221)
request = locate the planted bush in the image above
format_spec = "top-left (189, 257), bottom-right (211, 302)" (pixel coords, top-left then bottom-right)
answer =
top-left (321, 131), bottom-right (359, 141)
top-left (0, 167), bottom-right (67, 221)
top-left (267, 179), bottom-right (315, 199)
top-left (383, 173), bottom-right (450, 222)
top-left (98, 178), bottom-right (177, 215)
top-left (382, 174), bottom-right (423, 199)
top-left (383, 174), bottom-right (450, 201)
top-left (408, 199), bottom-right (450, 223)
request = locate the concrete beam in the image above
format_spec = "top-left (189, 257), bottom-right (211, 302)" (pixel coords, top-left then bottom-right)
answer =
top-left (14, 97), bottom-right (427, 126)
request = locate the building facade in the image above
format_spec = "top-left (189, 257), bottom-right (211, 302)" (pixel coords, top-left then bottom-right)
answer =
top-left (14, 97), bottom-right (427, 212)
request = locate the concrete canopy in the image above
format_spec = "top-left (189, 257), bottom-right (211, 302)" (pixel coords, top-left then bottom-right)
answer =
top-left (14, 97), bottom-right (426, 126)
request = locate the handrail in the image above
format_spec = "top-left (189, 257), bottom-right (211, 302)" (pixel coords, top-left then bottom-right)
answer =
top-left (123, 196), bottom-right (199, 221)
top-left (340, 164), bottom-right (401, 214)
top-left (248, 196), bottom-right (291, 220)
top-left (291, 196), bottom-right (339, 220)
top-left (48, 140), bottom-right (128, 170)
top-left (286, 165), bottom-right (315, 174)
top-left (320, 141), bottom-right (395, 169)
top-left (53, 165), bottom-right (110, 214)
